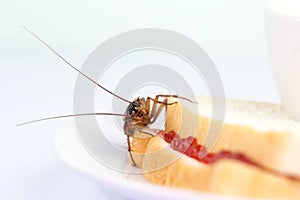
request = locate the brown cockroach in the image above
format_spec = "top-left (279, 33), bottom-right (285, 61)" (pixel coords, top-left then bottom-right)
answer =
top-left (18, 27), bottom-right (197, 166)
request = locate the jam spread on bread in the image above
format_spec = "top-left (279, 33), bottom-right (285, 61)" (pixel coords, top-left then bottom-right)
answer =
top-left (157, 130), bottom-right (299, 180)
top-left (157, 130), bottom-right (258, 165)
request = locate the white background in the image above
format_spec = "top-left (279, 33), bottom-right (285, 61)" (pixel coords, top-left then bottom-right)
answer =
top-left (1, 0), bottom-right (279, 200)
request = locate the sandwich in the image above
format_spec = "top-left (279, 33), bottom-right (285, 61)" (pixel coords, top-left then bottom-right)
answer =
top-left (130, 97), bottom-right (300, 199)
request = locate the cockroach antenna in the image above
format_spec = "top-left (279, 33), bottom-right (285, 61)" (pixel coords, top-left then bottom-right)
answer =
top-left (22, 26), bottom-right (132, 104)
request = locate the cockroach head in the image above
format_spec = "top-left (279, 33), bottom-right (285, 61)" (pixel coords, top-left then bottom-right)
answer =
top-left (126, 97), bottom-right (146, 116)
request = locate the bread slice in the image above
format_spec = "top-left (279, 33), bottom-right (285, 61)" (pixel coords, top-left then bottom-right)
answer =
top-left (141, 135), bottom-right (300, 199)
top-left (131, 97), bottom-right (300, 199)
top-left (165, 97), bottom-right (300, 177)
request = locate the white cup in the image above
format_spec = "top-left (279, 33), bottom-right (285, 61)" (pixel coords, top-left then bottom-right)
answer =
top-left (265, 0), bottom-right (300, 120)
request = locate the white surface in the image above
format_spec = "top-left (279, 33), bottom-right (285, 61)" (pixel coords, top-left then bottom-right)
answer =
top-left (1, 0), bottom-right (280, 200)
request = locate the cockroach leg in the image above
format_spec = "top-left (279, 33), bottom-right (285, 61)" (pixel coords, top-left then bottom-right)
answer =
top-left (127, 134), bottom-right (137, 167)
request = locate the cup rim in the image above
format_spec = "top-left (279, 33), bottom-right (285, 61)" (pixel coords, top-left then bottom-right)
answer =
top-left (265, 1), bottom-right (300, 22)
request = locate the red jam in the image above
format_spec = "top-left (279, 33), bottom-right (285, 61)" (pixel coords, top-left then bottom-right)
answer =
top-left (157, 130), bottom-right (257, 165)
top-left (157, 130), bottom-right (298, 180)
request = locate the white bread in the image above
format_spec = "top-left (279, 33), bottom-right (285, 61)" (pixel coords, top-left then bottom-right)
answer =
top-left (131, 97), bottom-right (300, 199)
top-left (165, 97), bottom-right (300, 177)
top-left (141, 136), bottom-right (300, 199)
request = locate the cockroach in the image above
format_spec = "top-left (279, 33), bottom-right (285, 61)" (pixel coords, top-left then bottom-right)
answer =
top-left (18, 27), bottom-right (197, 166)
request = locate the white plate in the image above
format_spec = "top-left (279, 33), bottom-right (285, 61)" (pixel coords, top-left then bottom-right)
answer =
top-left (52, 122), bottom-right (261, 200)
